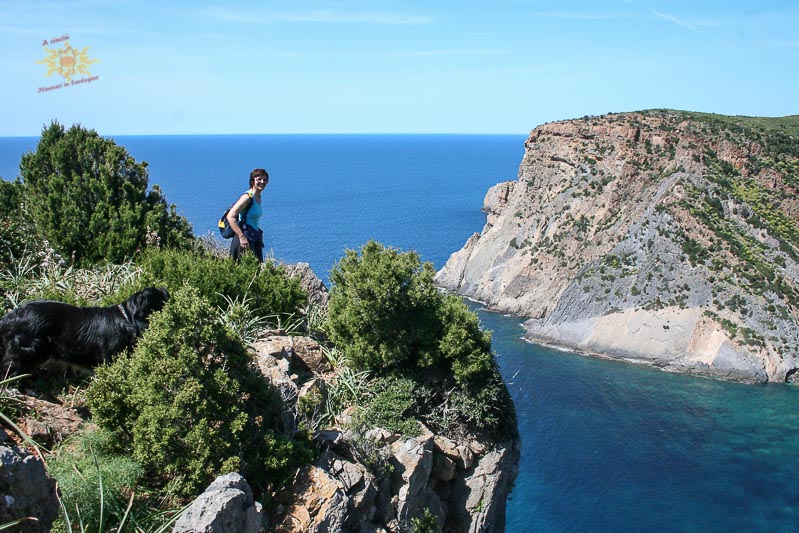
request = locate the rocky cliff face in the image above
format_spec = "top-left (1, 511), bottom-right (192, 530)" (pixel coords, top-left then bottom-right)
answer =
top-left (437, 110), bottom-right (799, 383)
top-left (253, 334), bottom-right (520, 533)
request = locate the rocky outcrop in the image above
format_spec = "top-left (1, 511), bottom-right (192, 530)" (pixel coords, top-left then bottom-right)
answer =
top-left (271, 462), bottom-right (351, 532)
top-left (173, 473), bottom-right (265, 533)
top-left (283, 262), bottom-right (330, 311)
top-left (0, 430), bottom-right (59, 533)
top-left (271, 431), bottom-right (519, 533)
top-left (254, 335), bottom-right (519, 532)
top-left (0, 262), bottom-right (517, 533)
top-left (437, 110), bottom-right (799, 382)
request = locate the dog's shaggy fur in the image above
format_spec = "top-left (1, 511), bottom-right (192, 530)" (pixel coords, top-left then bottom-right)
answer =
top-left (0, 287), bottom-right (169, 377)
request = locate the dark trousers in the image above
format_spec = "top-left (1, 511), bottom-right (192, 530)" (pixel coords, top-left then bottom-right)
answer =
top-left (229, 234), bottom-right (264, 262)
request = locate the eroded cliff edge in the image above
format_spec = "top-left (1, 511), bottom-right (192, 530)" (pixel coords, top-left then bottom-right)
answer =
top-left (437, 110), bottom-right (799, 383)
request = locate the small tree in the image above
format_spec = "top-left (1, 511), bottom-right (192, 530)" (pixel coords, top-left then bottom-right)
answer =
top-left (326, 241), bottom-right (517, 439)
top-left (327, 241), bottom-right (494, 385)
top-left (327, 240), bottom-right (441, 372)
top-left (20, 122), bottom-right (193, 265)
top-left (0, 179), bottom-right (30, 270)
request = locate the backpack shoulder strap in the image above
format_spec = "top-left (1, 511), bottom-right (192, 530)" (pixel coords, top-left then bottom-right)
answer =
top-left (240, 191), bottom-right (255, 221)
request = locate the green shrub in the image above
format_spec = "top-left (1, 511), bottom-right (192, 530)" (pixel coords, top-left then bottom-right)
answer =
top-left (409, 507), bottom-right (441, 533)
top-left (131, 247), bottom-right (306, 318)
top-left (86, 285), bottom-right (312, 498)
top-left (353, 374), bottom-right (422, 437)
top-left (327, 240), bottom-right (441, 372)
top-left (450, 373), bottom-right (517, 439)
top-left (0, 217), bottom-right (26, 272)
top-left (327, 241), bottom-right (517, 440)
top-left (0, 178), bottom-right (22, 216)
top-left (436, 295), bottom-right (494, 385)
top-left (19, 122), bottom-right (193, 266)
top-left (0, 178), bottom-right (49, 273)
top-left (328, 241), bottom-right (493, 386)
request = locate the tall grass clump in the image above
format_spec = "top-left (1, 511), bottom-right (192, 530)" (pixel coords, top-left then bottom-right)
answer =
top-left (0, 255), bottom-right (143, 316)
top-left (86, 285), bottom-right (313, 499)
top-left (47, 428), bottom-right (145, 531)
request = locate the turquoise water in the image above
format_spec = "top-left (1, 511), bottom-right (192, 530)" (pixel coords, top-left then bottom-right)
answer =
top-left (477, 306), bottom-right (799, 532)
top-left (2, 135), bottom-right (798, 531)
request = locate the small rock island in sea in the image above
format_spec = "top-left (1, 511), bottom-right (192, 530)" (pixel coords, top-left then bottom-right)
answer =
top-left (437, 110), bottom-right (799, 383)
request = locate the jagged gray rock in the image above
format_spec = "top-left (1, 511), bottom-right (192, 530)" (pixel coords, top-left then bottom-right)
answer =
top-left (283, 262), bottom-right (329, 311)
top-left (445, 440), bottom-right (520, 533)
top-left (252, 329), bottom-right (519, 532)
top-left (173, 472), bottom-right (264, 533)
top-left (0, 433), bottom-right (59, 533)
top-left (267, 431), bottom-right (519, 533)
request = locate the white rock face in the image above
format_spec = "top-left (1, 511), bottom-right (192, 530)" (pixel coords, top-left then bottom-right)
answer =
top-left (437, 111), bottom-right (799, 383)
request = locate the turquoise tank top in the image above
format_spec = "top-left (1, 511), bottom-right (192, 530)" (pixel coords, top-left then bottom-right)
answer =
top-left (241, 193), bottom-right (262, 230)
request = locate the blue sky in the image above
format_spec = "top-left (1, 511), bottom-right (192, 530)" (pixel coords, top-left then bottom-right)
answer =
top-left (2, 0), bottom-right (797, 135)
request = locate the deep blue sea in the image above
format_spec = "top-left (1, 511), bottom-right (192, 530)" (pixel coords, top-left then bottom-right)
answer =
top-left (2, 135), bottom-right (798, 532)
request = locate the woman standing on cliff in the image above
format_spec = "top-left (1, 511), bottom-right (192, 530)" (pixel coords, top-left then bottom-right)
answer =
top-left (226, 168), bottom-right (268, 262)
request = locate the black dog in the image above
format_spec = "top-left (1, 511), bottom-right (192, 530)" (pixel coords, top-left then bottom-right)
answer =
top-left (0, 287), bottom-right (169, 377)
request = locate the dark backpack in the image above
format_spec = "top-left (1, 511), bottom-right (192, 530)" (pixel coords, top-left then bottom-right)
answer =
top-left (218, 192), bottom-right (254, 239)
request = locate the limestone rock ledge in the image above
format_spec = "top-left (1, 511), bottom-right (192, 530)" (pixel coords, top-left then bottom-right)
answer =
top-left (175, 332), bottom-right (519, 532)
top-left (271, 433), bottom-right (519, 533)
top-left (252, 335), bottom-right (520, 533)
top-left (437, 111), bottom-right (799, 383)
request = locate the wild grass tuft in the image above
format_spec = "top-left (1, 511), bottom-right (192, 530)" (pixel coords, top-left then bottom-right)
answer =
top-left (48, 428), bottom-right (185, 533)
top-left (0, 254), bottom-right (142, 312)
top-left (217, 293), bottom-right (269, 346)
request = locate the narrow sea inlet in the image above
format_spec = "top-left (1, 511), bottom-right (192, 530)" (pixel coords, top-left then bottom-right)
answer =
top-left (477, 305), bottom-right (799, 532)
top-left (1, 134), bottom-right (797, 531)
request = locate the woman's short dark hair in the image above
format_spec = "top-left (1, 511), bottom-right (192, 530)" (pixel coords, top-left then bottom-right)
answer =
top-left (249, 168), bottom-right (269, 187)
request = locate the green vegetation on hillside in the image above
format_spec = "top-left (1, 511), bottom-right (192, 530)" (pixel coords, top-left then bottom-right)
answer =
top-left (640, 109), bottom-right (799, 142)
top-left (327, 240), bottom-right (517, 440)
top-left (87, 284), bottom-right (312, 498)
top-left (19, 121), bottom-right (194, 266)
top-left (1, 123), bottom-right (517, 530)
top-left (677, 111), bottom-right (799, 145)
top-left (131, 247), bottom-right (306, 314)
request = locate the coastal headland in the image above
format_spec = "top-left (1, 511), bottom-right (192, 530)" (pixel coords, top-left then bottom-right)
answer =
top-left (437, 110), bottom-right (799, 383)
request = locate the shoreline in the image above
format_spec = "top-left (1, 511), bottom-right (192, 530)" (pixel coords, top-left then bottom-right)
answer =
top-left (455, 290), bottom-right (776, 385)
top-left (520, 331), bottom-right (768, 385)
